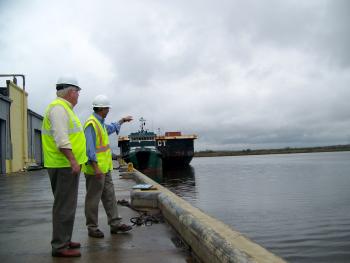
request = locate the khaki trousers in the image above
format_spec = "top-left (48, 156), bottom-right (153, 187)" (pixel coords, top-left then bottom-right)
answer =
top-left (84, 171), bottom-right (121, 231)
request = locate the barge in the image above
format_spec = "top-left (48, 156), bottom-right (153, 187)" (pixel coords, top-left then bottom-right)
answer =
top-left (118, 118), bottom-right (197, 171)
top-left (156, 131), bottom-right (197, 168)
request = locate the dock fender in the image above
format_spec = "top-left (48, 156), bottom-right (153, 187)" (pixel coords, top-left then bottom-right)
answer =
top-left (158, 193), bottom-right (245, 263)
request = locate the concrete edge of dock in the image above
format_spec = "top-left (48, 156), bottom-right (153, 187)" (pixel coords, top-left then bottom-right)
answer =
top-left (120, 168), bottom-right (287, 263)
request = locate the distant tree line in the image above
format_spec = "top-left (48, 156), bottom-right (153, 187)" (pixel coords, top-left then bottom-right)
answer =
top-left (194, 144), bottom-right (350, 157)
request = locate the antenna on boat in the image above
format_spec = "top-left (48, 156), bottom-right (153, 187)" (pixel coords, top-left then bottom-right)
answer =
top-left (139, 117), bottom-right (146, 132)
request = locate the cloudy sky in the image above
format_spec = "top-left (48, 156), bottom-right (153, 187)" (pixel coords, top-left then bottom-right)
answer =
top-left (1, 0), bottom-right (350, 151)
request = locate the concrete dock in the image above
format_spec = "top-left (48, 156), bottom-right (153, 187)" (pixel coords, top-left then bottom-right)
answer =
top-left (0, 168), bottom-right (192, 263)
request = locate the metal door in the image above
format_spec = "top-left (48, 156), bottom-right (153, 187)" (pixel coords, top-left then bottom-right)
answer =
top-left (0, 119), bottom-right (6, 174)
top-left (34, 129), bottom-right (43, 166)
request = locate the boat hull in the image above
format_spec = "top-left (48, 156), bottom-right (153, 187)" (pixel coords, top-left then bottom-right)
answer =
top-left (124, 148), bottom-right (162, 177)
top-left (156, 136), bottom-right (195, 168)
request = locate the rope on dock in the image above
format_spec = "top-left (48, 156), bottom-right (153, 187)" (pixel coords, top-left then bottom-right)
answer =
top-left (130, 213), bottom-right (163, 226)
top-left (117, 199), bottom-right (164, 226)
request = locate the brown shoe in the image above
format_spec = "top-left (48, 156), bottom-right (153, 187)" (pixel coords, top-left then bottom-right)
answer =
top-left (111, 224), bottom-right (132, 234)
top-left (52, 249), bottom-right (81, 257)
top-left (68, 241), bottom-right (81, 249)
top-left (88, 229), bottom-right (104, 238)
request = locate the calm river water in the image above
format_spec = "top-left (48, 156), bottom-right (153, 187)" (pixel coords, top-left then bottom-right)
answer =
top-left (161, 151), bottom-right (350, 263)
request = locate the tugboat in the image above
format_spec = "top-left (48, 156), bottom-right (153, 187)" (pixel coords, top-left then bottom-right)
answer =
top-left (119, 118), bottom-right (162, 177)
top-left (118, 118), bottom-right (197, 172)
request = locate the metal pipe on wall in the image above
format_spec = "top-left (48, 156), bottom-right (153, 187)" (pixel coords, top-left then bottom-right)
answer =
top-left (0, 74), bottom-right (25, 90)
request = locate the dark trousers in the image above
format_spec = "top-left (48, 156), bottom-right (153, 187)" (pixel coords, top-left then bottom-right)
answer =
top-left (85, 172), bottom-right (121, 231)
top-left (48, 168), bottom-right (80, 252)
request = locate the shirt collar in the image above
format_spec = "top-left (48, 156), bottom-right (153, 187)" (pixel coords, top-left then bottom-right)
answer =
top-left (56, 97), bottom-right (73, 109)
top-left (93, 112), bottom-right (105, 124)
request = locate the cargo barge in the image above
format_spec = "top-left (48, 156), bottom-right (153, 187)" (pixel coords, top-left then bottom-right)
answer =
top-left (118, 119), bottom-right (197, 171)
top-left (156, 132), bottom-right (197, 168)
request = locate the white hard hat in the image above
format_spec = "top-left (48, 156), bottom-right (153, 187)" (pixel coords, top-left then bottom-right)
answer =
top-left (92, 94), bottom-right (111, 108)
top-left (56, 76), bottom-right (80, 90)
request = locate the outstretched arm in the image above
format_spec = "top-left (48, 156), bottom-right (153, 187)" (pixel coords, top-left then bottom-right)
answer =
top-left (106, 115), bottom-right (133, 135)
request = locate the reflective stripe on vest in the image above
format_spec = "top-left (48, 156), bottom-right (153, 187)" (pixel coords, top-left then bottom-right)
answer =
top-left (82, 115), bottom-right (113, 174)
top-left (41, 98), bottom-right (87, 168)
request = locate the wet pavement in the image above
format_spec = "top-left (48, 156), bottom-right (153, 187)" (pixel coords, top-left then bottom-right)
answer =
top-left (0, 168), bottom-right (191, 263)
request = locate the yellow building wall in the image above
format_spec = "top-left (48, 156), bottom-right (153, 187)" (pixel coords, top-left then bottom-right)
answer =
top-left (7, 82), bottom-right (29, 173)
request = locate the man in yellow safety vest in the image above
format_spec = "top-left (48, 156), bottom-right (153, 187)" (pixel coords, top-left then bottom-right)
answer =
top-left (41, 77), bottom-right (87, 257)
top-left (82, 94), bottom-right (133, 238)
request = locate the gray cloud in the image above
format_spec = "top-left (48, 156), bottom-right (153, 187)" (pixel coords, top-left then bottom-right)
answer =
top-left (1, 0), bottom-right (350, 151)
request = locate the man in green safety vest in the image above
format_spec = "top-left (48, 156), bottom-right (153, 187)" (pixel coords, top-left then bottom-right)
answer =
top-left (41, 76), bottom-right (87, 257)
top-left (82, 94), bottom-right (133, 238)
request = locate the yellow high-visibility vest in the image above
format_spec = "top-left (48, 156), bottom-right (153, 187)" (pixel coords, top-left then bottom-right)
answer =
top-left (41, 98), bottom-right (87, 167)
top-left (82, 114), bottom-right (113, 175)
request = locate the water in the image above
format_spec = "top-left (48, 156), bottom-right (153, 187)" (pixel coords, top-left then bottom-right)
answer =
top-left (161, 151), bottom-right (350, 263)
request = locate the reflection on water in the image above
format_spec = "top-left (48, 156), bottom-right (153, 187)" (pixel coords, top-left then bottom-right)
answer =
top-left (160, 166), bottom-right (197, 202)
top-left (139, 168), bottom-right (164, 183)
top-left (157, 152), bottom-right (350, 263)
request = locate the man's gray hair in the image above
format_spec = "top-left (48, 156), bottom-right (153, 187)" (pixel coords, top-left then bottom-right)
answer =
top-left (56, 86), bottom-right (75, 97)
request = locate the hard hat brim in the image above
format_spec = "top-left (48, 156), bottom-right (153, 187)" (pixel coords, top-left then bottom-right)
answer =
top-left (56, 84), bottom-right (81, 90)
top-left (93, 105), bottom-right (112, 109)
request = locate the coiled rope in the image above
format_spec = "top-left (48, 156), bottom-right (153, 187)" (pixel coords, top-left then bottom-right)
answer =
top-left (117, 199), bottom-right (163, 226)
